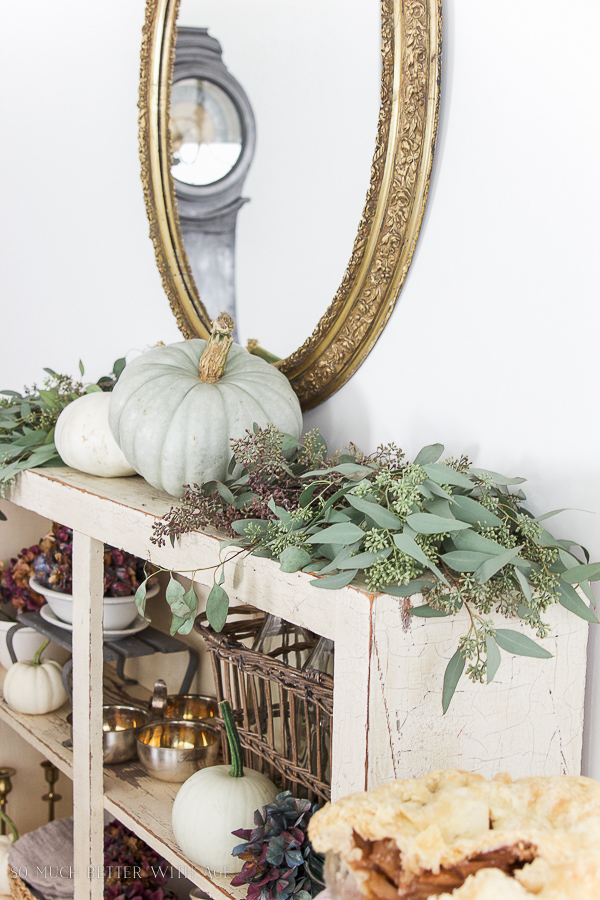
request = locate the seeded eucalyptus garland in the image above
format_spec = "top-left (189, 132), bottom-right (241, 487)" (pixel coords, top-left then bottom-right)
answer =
top-left (148, 426), bottom-right (600, 711)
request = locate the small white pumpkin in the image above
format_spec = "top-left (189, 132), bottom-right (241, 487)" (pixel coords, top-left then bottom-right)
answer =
top-left (172, 701), bottom-right (278, 873)
top-left (0, 808), bottom-right (18, 894)
top-left (55, 391), bottom-right (136, 478)
top-left (109, 313), bottom-right (302, 497)
top-left (3, 639), bottom-right (68, 714)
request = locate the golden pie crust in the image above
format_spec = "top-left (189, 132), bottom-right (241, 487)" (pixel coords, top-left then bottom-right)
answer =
top-left (308, 770), bottom-right (600, 898)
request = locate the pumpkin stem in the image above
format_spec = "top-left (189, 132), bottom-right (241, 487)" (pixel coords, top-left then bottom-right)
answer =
top-left (219, 700), bottom-right (244, 778)
top-left (32, 638), bottom-right (50, 666)
top-left (0, 807), bottom-right (19, 843)
top-left (246, 339), bottom-right (281, 365)
top-left (198, 313), bottom-right (235, 384)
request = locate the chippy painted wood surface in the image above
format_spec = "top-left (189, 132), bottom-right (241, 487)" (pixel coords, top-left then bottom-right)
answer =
top-left (366, 593), bottom-right (589, 785)
top-left (72, 534), bottom-right (105, 900)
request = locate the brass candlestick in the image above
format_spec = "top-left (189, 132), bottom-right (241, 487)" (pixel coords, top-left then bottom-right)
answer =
top-left (41, 761), bottom-right (62, 822)
top-left (0, 766), bottom-right (16, 835)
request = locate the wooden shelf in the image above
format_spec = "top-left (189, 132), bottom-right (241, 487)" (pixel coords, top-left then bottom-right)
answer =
top-left (0, 666), bottom-right (244, 900)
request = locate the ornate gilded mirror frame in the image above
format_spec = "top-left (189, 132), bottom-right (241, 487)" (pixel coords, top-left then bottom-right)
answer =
top-left (139, 0), bottom-right (442, 410)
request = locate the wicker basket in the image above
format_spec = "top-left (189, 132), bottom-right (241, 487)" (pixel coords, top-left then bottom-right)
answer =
top-left (195, 606), bottom-right (333, 802)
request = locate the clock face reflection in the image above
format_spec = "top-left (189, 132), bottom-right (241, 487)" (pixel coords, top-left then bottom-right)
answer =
top-left (170, 78), bottom-right (243, 186)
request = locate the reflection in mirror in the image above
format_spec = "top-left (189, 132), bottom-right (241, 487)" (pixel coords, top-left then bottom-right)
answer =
top-left (176, 0), bottom-right (381, 359)
top-left (139, 0), bottom-right (443, 408)
top-left (170, 26), bottom-right (256, 329)
top-left (171, 78), bottom-right (243, 186)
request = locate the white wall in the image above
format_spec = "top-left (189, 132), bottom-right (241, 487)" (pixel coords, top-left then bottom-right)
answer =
top-left (1, 0), bottom-right (600, 790)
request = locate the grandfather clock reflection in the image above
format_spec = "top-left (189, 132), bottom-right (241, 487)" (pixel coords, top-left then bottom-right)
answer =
top-left (170, 28), bottom-right (256, 335)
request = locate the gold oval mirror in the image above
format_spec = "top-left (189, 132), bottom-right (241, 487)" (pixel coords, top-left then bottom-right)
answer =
top-left (139, 0), bottom-right (442, 409)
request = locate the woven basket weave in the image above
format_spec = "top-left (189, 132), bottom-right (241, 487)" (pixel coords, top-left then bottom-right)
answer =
top-left (9, 869), bottom-right (36, 900)
top-left (195, 606), bottom-right (333, 802)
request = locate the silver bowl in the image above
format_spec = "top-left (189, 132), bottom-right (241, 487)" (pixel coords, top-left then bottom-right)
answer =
top-left (67, 705), bottom-right (151, 764)
top-left (136, 718), bottom-right (219, 782)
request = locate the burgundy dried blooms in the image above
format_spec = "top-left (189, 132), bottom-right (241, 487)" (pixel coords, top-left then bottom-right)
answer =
top-left (1, 523), bottom-right (149, 609)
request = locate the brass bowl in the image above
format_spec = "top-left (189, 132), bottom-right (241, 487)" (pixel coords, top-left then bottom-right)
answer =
top-left (67, 705), bottom-right (151, 764)
top-left (136, 718), bottom-right (219, 782)
top-left (163, 694), bottom-right (218, 721)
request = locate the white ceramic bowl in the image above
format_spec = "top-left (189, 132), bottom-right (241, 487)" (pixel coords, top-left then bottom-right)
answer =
top-left (30, 577), bottom-right (158, 631)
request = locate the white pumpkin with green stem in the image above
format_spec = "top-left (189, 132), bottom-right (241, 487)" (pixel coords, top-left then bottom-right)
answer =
top-left (108, 313), bottom-right (303, 497)
top-left (0, 808), bottom-right (18, 895)
top-left (172, 701), bottom-right (278, 873)
top-left (3, 639), bottom-right (67, 714)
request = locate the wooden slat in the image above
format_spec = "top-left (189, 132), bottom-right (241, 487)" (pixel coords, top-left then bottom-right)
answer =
top-left (72, 533), bottom-right (105, 900)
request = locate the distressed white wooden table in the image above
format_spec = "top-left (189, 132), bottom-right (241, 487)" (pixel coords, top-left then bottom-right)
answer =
top-left (0, 468), bottom-right (589, 900)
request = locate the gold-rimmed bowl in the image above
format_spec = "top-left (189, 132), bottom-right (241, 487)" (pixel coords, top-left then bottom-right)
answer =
top-left (136, 718), bottom-right (219, 782)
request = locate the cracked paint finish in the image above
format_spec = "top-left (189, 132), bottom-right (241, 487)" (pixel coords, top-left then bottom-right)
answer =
top-left (366, 594), bottom-right (589, 787)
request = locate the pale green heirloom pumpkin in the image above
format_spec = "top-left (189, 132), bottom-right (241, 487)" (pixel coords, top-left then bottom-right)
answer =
top-left (108, 314), bottom-right (302, 497)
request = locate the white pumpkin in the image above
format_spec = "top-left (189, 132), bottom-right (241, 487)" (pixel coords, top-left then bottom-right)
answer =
top-left (55, 391), bottom-right (136, 478)
top-left (3, 640), bottom-right (67, 714)
top-left (108, 314), bottom-right (302, 497)
top-left (0, 809), bottom-right (18, 895)
top-left (172, 701), bottom-right (278, 873)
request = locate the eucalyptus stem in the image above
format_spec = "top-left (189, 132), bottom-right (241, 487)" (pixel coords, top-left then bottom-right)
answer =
top-left (220, 700), bottom-right (244, 778)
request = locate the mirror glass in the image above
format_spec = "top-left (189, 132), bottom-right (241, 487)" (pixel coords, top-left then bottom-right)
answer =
top-left (171, 77), bottom-right (243, 186)
top-left (176, 0), bottom-right (382, 359)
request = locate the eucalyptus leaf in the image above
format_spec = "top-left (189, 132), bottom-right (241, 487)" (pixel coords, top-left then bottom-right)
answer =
top-left (216, 481), bottom-right (236, 505)
top-left (475, 545), bottom-right (524, 584)
top-left (383, 579), bottom-right (433, 597)
top-left (422, 498), bottom-right (455, 519)
top-left (441, 550), bottom-right (494, 572)
top-left (513, 566), bottom-right (532, 604)
top-left (310, 570), bottom-right (358, 589)
top-left (469, 467), bottom-right (527, 486)
top-left (453, 530), bottom-right (507, 555)
top-left (231, 518), bottom-right (269, 536)
top-left (409, 604), bottom-right (452, 618)
top-left (486, 636), bottom-right (502, 684)
top-left (449, 494), bottom-right (503, 528)
top-left (413, 443), bottom-right (444, 466)
top-left (556, 581), bottom-right (599, 623)
top-left (134, 579), bottom-right (149, 618)
top-left (305, 522), bottom-right (365, 545)
top-left (278, 546), bottom-right (313, 573)
top-left (301, 463), bottom-right (373, 478)
top-left (442, 649), bottom-right (465, 714)
top-left (165, 575), bottom-right (187, 616)
top-left (494, 629), bottom-right (552, 658)
top-left (405, 513), bottom-right (470, 535)
top-left (206, 582), bottom-right (230, 632)
top-left (560, 561), bottom-right (600, 584)
top-left (84, 384), bottom-right (102, 393)
top-left (423, 463), bottom-right (474, 490)
top-left (423, 479), bottom-right (453, 501)
top-left (346, 493), bottom-right (403, 530)
top-left (336, 548), bottom-right (391, 569)
top-left (393, 532), bottom-right (450, 586)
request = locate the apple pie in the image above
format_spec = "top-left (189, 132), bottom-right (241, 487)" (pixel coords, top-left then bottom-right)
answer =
top-left (308, 770), bottom-right (600, 898)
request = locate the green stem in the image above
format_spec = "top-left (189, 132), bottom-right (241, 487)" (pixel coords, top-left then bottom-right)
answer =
top-left (220, 700), bottom-right (244, 778)
top-left (0, 807), bottom-right (18, 843)
top-left (246, 340), bottom-right (281, 365)
top-left (32, 638), bottom-right (50, 666)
